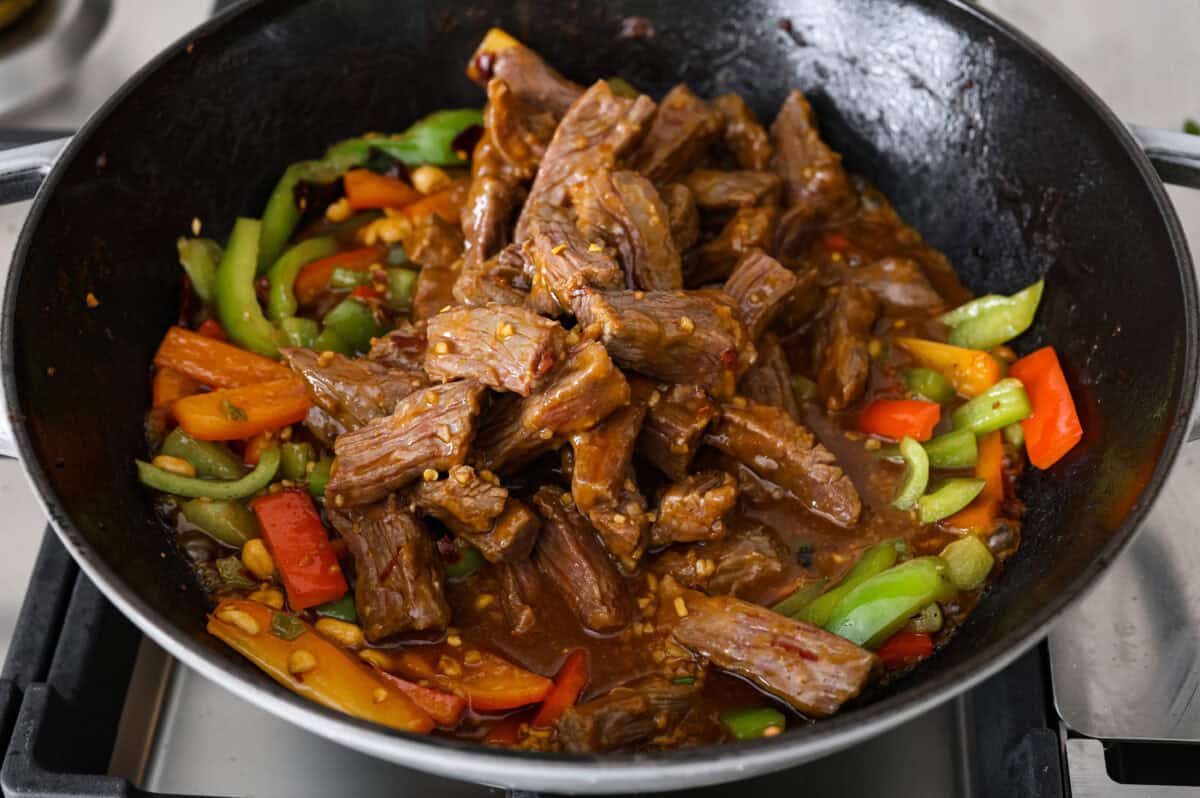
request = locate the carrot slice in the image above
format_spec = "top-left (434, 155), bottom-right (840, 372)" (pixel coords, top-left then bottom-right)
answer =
top-left (293, 246), bottom-right (386, 307)
top-left (894, 337), bottom-right (1000, 398)
top-left (172, 379), bottom-right (311, 441)
top-left (155, 326), bottom-right (291, 389)
top-left (1009, 346), bottom-right (1083, 469)
top-left (531, 649), bottom-right (589, 728)
top-left (344, 169), bottom-right (422, 210)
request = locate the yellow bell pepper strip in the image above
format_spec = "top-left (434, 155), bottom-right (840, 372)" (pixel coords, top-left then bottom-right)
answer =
top-left (154, 326), bottom-right (292, 389)
top-left (1008, 346), bottom-right (1083, 469)
top-left (265, 237), bottom-right (340, 321)
top-left (215, 218), bottom-right (287, 357)
top-left (172, 379), bottom-right (311, 441)
top-left (324, 109), bottom-right (484, 168)
top-left (137, 447), bottom-right (279, 500)
top-left (176, 237), bottom-right (222, 302)
top-left (796, 540), bottom-right (902, 627)
top-left (942, 431), bottom-right (1005, 534)
top-left (894, 337), bottom-right (1000, 398)
top-left (891, 437), bottom-right (930, 511)
top-left (207, 599), bottom-right (435, 733)
top-left (939, 280), bottom-right (1044, 350)
top-left (824, 557), bottom-right (957, 648)
top-left (940, 535), bottom-right (995, 591)
top-left (951, 378), bottom-right (1032, 435)
top-left (918, 478), bottom-right (986, 524)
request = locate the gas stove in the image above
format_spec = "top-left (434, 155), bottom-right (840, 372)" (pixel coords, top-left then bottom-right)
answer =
top-left (0, 2), bottom-right (1198, 796)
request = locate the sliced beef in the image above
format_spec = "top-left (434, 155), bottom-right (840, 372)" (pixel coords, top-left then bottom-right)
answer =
top-left (467, 28), bottom-right (583, 116)
top-left (495, 558), bottom-right (544, 635)
top-left (664, 577), bottom-right (877, 717)
top-left (573, 288), bottom-right (755, 395)
top-left (649, 471), bottom-right (738, 547)
top-left (630, 85), bottom-right (722, 184)
top-left (326, 380), bottom-right (486, 507)
top-left (813, 284), bottom-right (878, 411)
top-left (521, 204), bottom-right (625, 316)
top-left (454, 242), bottom-right (531, 307)
top-left (841, 256), bottom-right (943, 312)
top-left (722, 249), bottom-right (799, 340)
top-left (282, 348), bottom-right (428, 433)
top-left (409, 464), bottom-right (507, 534)
top-left (638, 383), bottom-right (717, 480)
top-left (403, 214), bottom-right (465, 322)
top-left (652, 524), bottom-right (787, 598)
top-left (683, 169), bottom-right (782, 210)
top-left (484, 77), bottom-right (558, 179)
top-left (771, 89), bottom-right (857, 224)
top-left (303, 405), bottom-right (345, 449)
top-left (661, 182), bottom-right (700, 252)
top-left (557, 676), bottom-right (702, 752)
top-left (739, 332), bottom-right (801, 420)
top-left (713, 93), bottom-right (772, 170)
top-left (684, 205), bottom-right (779, 286)
top-left (485, 499), bottom-right (542, 562)
top-left (705, 398), bottom-right (861, 527)
top-left (367, 321), bottom-right (428, 371)
top-left (515, 80), bottom-right (655, 241)
top-left (460, 136), bottom-right (522, 271)
top-left (424, 304), bottom-right (567, 396)
top-left (532, 486), bottom-right (632, 633)
top-left (474, 341), bottom-right (631, 472)
top-left (327, 500), bottom-right (451, 641)
top-left (573, 170), bottom-right (683, 291)
top-left (772, 261), bottom-right (824, 331)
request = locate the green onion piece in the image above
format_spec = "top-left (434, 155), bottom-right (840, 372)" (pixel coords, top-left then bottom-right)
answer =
top-left (387, 244), bottom-right (410, 266)
top-left (923, 428), bottom-right (979, 470)
top-left (444, 543), bottom-right (485, 580)
top-left (270, 612), bottom-right (307, 641)
top-left (266, 236), bottom-right (340, 321)
top-left (607, 77), bottom-right (640, 99)
top-left (215, 556), bottom-right (258, 590)
top-left (770, 578), bottom-right (828, 617)
top-left (940, 535), bottom-right (995, 591)
top-left (387, 267), bottom-right (419, 312)
top-left (330, 266), bottom-right (371, 291)
top-left (1185, 118), bottom-right (1200, 136)
top-left (314, 594), bottom-right (359, 623)
top-left (903, 367), bottom-right (955, 403)
top-left (311, 326), bottom-right (352, 357)
top-left (824, 557), bottom-right (956, 648)
top-left (280, 442), bottom-right (314, 482)
top-left (907, 603), bottom-right (944, 635)
top-left (161, 428), bottom-right (245, 480)
top-left (891, 437), bottom-right (929, 511)
top-left (308, 457), bottom-right (333, 498)
top-left (279, 317), bottom-right (320, 349)
top-left (176, 237), bottom-right (223, 303)
top-left (918, 478), bottom-right (986, 524)
top-left (321, 297), bottom-right (386, 355)
top-left (796, 540), bottom-right (901, 627)
top-left (671, 676), bottom-right (697, 685)
top-left (940, 280), bottom-right (1044, 350)
top-left (137, 447), bottom-right (280, 500)
top-left (180, 499), bottom-right (261, 547)
top-left (952, 378), bottom-right (1032, 435)
top-left (790, 375), bottom-right (817, 403)
top-left (1004, 422), bottom-right (1025, 449)
top-left (720, 707), bottom-right (786, 740)
top-left (325, 109), bottom-right (484, 168)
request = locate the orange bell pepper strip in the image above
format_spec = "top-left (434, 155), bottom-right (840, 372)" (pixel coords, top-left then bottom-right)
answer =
top-left (343, 169), bottom-right (422, 210)
top-left (856, 399), bottom-right (941, 442)
top-left (1008, 346), bottom-right (1083, 469)
top-left (243, 430), bottom-right (275, 466)
top-left (942, 431), bottom-right (1004, 534)
top-left (876, 631), bottom-right (933, 670)
top-left (402, 179), bottom-right (469, 224)
top-left (152, 367), bottom-right (201, 408)
top-left (894, 337), bottom-right (1000, 398)
top-left (378, 646), bottom-right (553, 712)
top-left (207, 599), bottom-right (434, 733)
top-left (172, 379), bottom-right (311, 441)
top-left (531, 649), bottom-right (589, 728)
top-left (375, 670), bottom-right (468, 727)
top-left (195, 318), bottom-right (227, 340)
top-left (293, 246), bottom-right (386, 306)
top-left (250, 489), bottom-right (348, 610)
top-left (155, 327), bottom-right (291, 389)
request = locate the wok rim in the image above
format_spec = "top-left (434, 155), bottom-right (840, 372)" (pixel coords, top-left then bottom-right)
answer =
top-left (3, 0), bottom-right (1195, 791)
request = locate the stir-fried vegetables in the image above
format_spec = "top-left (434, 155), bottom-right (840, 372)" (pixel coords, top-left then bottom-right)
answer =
top-left (172, 379), bottom-right (311, 441)
top-left (159, 428), bottom-right (245, 479)
top-left (216, 218), bottom-right (289, 357)
top-left (921, 428), bottom-right (979, 470)
top-left (265, 237), bottom-right (341, 321)
top-left (531, 649), bottom-right (590, 728)
top-left (876, 631), bottom-right (933, 670)
top-left (770, 578), bottom-right (828, 617)
top-left (250, 489), bottom-right (348, 610)
top-left (325, 109), bottom-right (483, 168)
top-left (137, 447), bottom-right (280, 500)
top-left (857, 399), bottom-right (940, 441)
top-left (903, 367), bottom-right (955, 403)
top-left (918, 478), bottom-right (986, 524)
top-left (951, 378), bottom-right (1032, 435)
top-left (894, 337), bottom-right (1000, 398)
top-left (181, 499), bottom-right (261, 547)
top-left (939, 280), bottom-right (1044, 350)
top-left (796, 540), bottom-right (902, 627)
top-left (824, 557), bottom-right (957, 648)
top-left (1008, 346), bottom-right (1082, 469)
top-left (720, 707), bottom-right (786, 739)
top-left (891, 437), bottom-right (930, 511)
top-left (374, 669), bottom-right (469, 727)
top-left (343, 169), bottom-right (422, 210)
top-left (293, 246), bottom-right (386, 307)
top-left (320, 296), bottom-right (387, 355)
top-left (155, 326), bottom-right (291, 388)
top-left (943, 432), bottom-right (1005, 533)
top-left (370, 647), bottom-right (554, 712)
top-left (940, 535), bottom-right (995, 591)
top-left (176, 237), bottom-right (222, 303)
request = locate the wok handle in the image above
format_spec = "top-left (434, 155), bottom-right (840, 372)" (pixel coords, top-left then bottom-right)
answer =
top-left (0, 134), bottom-right (70, 205)
top-left (1129, 125), bottom-right (1200, 189)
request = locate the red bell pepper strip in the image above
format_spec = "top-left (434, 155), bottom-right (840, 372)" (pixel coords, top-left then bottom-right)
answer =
top-left (249, 489), bottom-right (348, 610)
top-left (942, 431), bottom-right (1004, 534)
top-left (343, 169), bottom-right (422, 210)
top-left (375, 670), bottom-right (467, 727)
top-left (857, 399), bottom-right (941, 442)
top-left (172, 378), bottom-right (311, 441)
top-left (350, 284), bottom-right (385, 301)
top-left (1008, 346), bottom-right (1082, 469)
top-left (483, 713), bottom-right (528, 746)
top-left (385, 646), bottom-right (553, 712)
top-left (877, 631), bottom-right (934, 670)
top-left (822, 232), bottom-right (851, 252)
top-left (154, 326), bottom-right (292, 389)
top-left (293, 246), bottom-right (386, 306)
top-left (195, 318), bottom-right (227, 340)
top-left (531, 649), bottom-right (589, 728)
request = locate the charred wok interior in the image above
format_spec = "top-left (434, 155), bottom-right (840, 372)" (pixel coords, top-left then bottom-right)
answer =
top-left (135, 28), bottom-right (1084, 750)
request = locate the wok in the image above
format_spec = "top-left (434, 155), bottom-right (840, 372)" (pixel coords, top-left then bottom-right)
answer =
top-left (1, 0), bottom-right (1200, 792)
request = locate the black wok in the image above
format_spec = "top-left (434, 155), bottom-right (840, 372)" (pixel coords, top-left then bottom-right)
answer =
top-left (1, 0), bottom-right (1199, 792)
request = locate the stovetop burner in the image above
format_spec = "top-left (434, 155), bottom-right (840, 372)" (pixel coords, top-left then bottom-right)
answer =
top-left (0, 0), bottom-right (110, 117)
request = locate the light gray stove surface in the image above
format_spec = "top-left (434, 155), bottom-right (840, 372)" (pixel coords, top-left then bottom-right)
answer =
top-left (0, 1), bottom-right (1198, 796)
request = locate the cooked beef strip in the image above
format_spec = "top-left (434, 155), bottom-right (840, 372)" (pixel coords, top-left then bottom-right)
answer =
top-left (573, 169), bottom-right (683, 291)
top-left (461, 135), bottom-right (523, 271)
top-left (403, 214), bottom-right (466, 322)
top-left (366, 321), bottom-right (428, 371)
top-left (412, 262), bottom-right (462, 323)
top-left (282, 348), bottom-right (428, 433)
top-left (683, 169), bottom-right (782, 210)
top-left (485, 499), bottom-right (542, 563)
top-left (515, 80), bottom-right (655, 242)
top-left (328, 499), bottom-right (451, 641)
top-left (652, 524), bottom-right (788, 598)
top-left (557, 676), bottom-right (703, 752)
top-left (739, 332), bottom-right (801, 420)
top-left (532, 486), bottom-right (632, 633)
top-left (302, 405), bottom-right (344, 449)
top-left (473, 341), bottom-right (631, 472)
top-left (705, 397), bottom-right (861, 527)
top-left (722, 249), bottom-right (799, 340)
top-left (638, 382), bottom-right (717, 480)
top-left (660, 182), bottom-right (700, 252)
top-left (772, 260), bottom-right (824, 331)
top-left (771, 89), bottom-right (858, 225)
top-left (409, 464), bottom-right (507, 534)
top-left (454, 242), bottom-right (531, 307)
top-left (664, 577), bottom-right (877, 717)
top-left (495, 558), bottom-right (544, 635)
top-left (521, 203), bottom-right (625, 316)
top-left (326, 380), bottom-right (486, 507)
top-left (838, 256), bottom-right (943, 312)
top-left (630, 84), bottom-right (722, 184)
top-left (485, 77), bottom-right (558, 179)
top-left (684, 205), bottom-right (779, 286)
top-left (423, 303), bottom-right (567, 396)
top-left (813, 283), bottom-right (879, 411)
top-left (574, 288), bottom-right (755, 395)
top-left (467, 28), bottom-right (584, 116)
top-left (712, 93), bottom-right (773, 170)
top-left (649, 471), bottom-right (738, 547)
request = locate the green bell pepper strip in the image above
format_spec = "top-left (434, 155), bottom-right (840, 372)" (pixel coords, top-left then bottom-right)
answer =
top-left (266, 236), bottom-right (340, 321)
top-left (1003, 422), bottom-right (1025, 449)
top-left (270, 612), bottom-right (307, 641)
top-left (672, 676), bottom-right (696, 685)
top-left (387, 244), bottom-right (410, 266)
top-left (891, 437), bottom-right (929, 511)
top-left (180, 499), bottom-right (261, 547)
top-left (720, 707), bottom-right (786, 740)
top-left (176, 237), bottom-right (223, 303)
top-left (918, 478), bottom-right (986, 524)
top-left (256, 159), bottom-right (350, 275)
top-left (824, 557), bottom-right (956, 648)
top-left (160, 428), bottom-right (245, 480)
top-left (324, 109), bottom-right (484, 168)
top-left (322, 296), bottom-right (386, 354)
top-left (908, 602), bottom-right (944, 634)
top-left (790, 374), bottom-right (817, 403)
top-left (771, 578), bottom-right (828, 617)
top-left (444, 543), bottom-right (485, 580)
top-left (952, 378), bottom-right (1032, 435)
top-left (903, 367), bottom-right (955, 403)
top-left (279, 317), bottom-right (320, 348)
top-left (939, 280), bottom-right (1044, 350)
top-left (940, 534), bottom-right (995, 591)
top-left (387, 267), bottom-right (419, 312)
top-left (280, 442), bottom-right (314, 482)
top-left (314, 594), bottom-right (359, 623)
top-left (921, 428), bottom-right (979, 470)
top-left (330, 267), bottom-right (371, 291)
top-left (308, 457), bottom-right (333, 498)
top-left (137, 447), bottom-right (281, 500)
top-left (312, 325), bottom-right (352, 356)
top-left (215, 556), bottom-right (258, 590)
top-left (796, 540), bottom-right (901, 627)
top-left (216, 218), bottom-right (287, 358)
